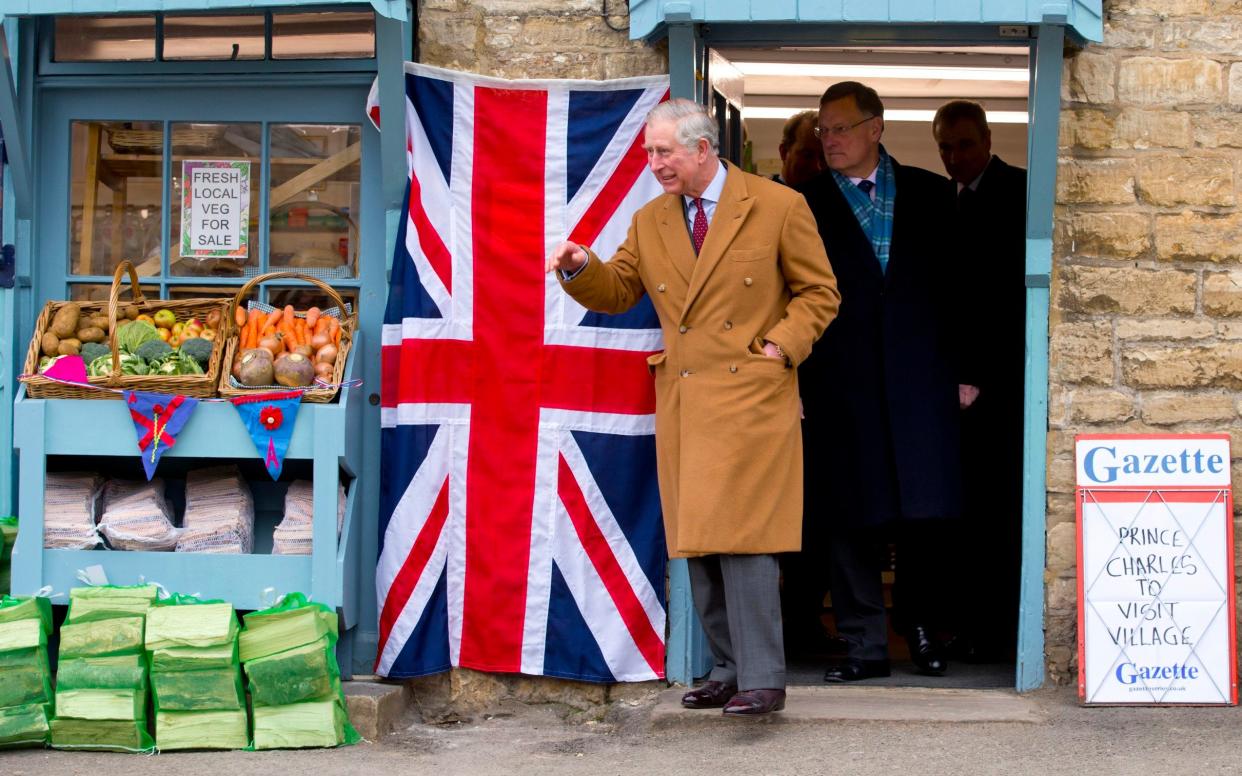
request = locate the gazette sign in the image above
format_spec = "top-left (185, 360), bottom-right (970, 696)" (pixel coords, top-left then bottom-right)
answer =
top-left (1076, 434), bottom-right (1236, 705)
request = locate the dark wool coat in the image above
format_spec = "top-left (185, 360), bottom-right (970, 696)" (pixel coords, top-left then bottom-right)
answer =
top-left (798, 158), bottom-right (972, 528)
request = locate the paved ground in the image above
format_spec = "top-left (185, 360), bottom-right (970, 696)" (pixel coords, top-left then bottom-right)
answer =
top-left (4, 685), bottom-right (1242, 775)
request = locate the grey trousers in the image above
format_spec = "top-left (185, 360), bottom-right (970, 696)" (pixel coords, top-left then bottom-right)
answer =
top-left (687, 553), bottom-right (786, 690)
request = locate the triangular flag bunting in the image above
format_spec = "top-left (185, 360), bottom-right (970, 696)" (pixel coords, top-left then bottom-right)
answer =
top-left (124, 391), bottom-right (200, 480)
top-left (229, 390), bottom-right (304, 479)
top-left (43, 354), bottom-right (89, 384)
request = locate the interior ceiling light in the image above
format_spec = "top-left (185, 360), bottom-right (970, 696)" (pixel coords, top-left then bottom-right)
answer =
top-left (741, 106), bottom-right (1029, 124)
top-left (733, 62), bottom-right (1029, 82)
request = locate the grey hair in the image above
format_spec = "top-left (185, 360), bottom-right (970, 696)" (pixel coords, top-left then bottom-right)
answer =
top-left (646, 98), bottom-right (719, 153)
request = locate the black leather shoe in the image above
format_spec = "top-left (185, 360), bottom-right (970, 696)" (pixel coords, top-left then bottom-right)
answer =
top-left (723, 688), bottom-right (786, 716)
top-left (681, 680), bottom-right (738, 709)
top-left (907, 625), bottom-right (948, 676)
top-left (824, 659), bottom-right (891, 683)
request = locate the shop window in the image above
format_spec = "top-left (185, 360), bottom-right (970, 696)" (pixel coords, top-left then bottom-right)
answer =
top-left (69, 283), bottom-right (158, 303)
top-left (163, 15), bottom-right (265, 61)
top-left (68, 120), bottom-right (165, 277)
top-left (272, 12), bottom-right (376, 59)
top-left (268, 124), bottom-right (361, 278)
top-left (166, 122), bottom-right (263, 278)
top-left (267, 286), bottom-right (358, 313)
top-left (54, 16), bottom-right (156, 62)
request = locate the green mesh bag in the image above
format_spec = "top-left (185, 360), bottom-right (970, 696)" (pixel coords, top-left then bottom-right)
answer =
top-left (0, 646), bottom-right (52, 708)
top-left (245, 635), bottom-right (339, 707)
top-left (50, 717), bottom-right (154, 753)
top-left (54, 688), bottom-right (146, 721)
top-left (251, 698), bottom-right (360, 750)
top-left (155, 709), bottom-right (249, 751)
top-left (146, 596), bottom-right (237, 651)
top-left (0, 595), bottom-right (53, 633)
top-left (239, 593), bottom-right (337, 662)
top-left (66, 584), bottom-right (158, 623)
top-left (56, 655), bottom-right (146, 691)
top-left (152, 668), bottom-right (244, 712)
top-left (58, 615), bottom-right (145, 658)
top-left (0, 702), bottom-right (51, 749)
top-left (0, 617), bottom-right (46, 652)
top-left (150, 642), bottom-right (238, 672)
top-left (0, 517), bottom-right (15, 596)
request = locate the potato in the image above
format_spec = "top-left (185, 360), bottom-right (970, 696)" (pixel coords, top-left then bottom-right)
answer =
top-left (50, 303), bottom-right (81, 338)
top-left (41, 332), bottom-right (60, 357)
top-left (56, 338), bottom-right (81, 356)
top-left (121, 304), bottom-right (139, 320)
top-left (89, 314), bottom-right (111, 330)
top-left (76, 326), bottom-right (105, 344)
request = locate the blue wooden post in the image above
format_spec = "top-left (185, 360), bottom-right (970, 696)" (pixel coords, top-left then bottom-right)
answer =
top-left (1015, 20), bottom-right (1065, 693)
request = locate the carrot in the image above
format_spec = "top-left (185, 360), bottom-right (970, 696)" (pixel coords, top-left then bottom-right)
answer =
top-left (283, 305), bottom-right (295, 328)
top-left (297, 319), bottom-right (309, 346)
top-left (330, 317), bottom-right (341, 347)
top-left (306, 307), bottom-right (321, 330)
top-left (314, 317), bottom-right (330, 337)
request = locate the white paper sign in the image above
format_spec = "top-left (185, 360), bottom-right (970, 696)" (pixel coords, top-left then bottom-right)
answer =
top-left (180, 160), bottom-right (250, 259)
top-left (1076, 434), bottom-right (1236, 705)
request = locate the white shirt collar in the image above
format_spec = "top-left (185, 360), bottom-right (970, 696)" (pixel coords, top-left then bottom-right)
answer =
top-left (957, 155), bottom-right (997, 193)
top-left (846, 163), bottom-right (879, 188)
top-left (684, 160), bottom-right (726, 208)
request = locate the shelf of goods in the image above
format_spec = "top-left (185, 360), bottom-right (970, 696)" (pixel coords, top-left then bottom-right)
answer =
top-left (11, 333), bottom-right (364, 669)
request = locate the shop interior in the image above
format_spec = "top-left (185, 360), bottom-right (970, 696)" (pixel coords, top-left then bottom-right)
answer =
top-left (715, 44), bottom-right (1030, 688)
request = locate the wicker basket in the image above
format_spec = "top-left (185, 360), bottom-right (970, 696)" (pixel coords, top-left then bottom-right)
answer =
top-left (20, 262), bottom-right (230, 400)
top-left (218, 272), bottom-right (356, 404)
top-left (106, 127), bottom-right (222, 155)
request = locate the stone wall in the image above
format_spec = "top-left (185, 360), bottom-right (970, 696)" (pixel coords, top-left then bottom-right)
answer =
top-left (418, 0), bottom-right (665, 79)
top-left (1051, 0), bottom-right (1242, 684)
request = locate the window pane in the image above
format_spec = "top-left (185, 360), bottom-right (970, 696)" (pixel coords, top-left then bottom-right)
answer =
top-left (268, 124), bottom-right (360, 279)
top-left (69, 121), bottom-right (164, 277)
top-left (55, 16), bottom-right (156, 62)
top-left (69, 283), bottom-right (158, 303)
top-left (170, 123), bottom-right (262, 278)
top-left (268, 287), bottom-right (357, 315)
top-left (164, 14), bottom-right (265, 61)
top-left (271, 12), bottom-right (375, 59)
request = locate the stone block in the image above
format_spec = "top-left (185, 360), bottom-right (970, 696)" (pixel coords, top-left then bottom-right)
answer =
top-left (343, 680), bottom-right (412, 741)
top-left (1204, 270), bottom-right (1242, 317)
top-left (478, 0), bottom-right (598, 12)
top-left (1069, 389), bottom-right (1135, 423)
top-left (1058, 265), bottom-right (1196, 316)
top-left (604, 50), bottom-right (667, 80)
top-left (1049, 320), bottom-right (1114, 386)
top-left (1230, 63), bottom-right (1242, 108)
top-left (1115, 318), bottom-right (1215, 340)
top-left (1056, 159), bottom-right (1135, 205)
top-left (1136, 156), bottom-right (1234, 206)
top-left (1064, 51), bottom-right (1116, 104)
top-left (1108, 0), bottom-right (1211, 15)
top-left (1104, 20), bottom-right (1156, 50)
top-left (1155, 211), bottom-right (1242, 263)
top-left (1048, 383), bottom-right (1069, 427)
top-left (1194, 114), bottom-right (1242, 148)
top-left (1046, 577), bottom-right (1078, 615)
top-left (1141, 392), bottom-right (1239, 425)
top-left (1159, 20), bottom-right (1242, 52)
top-left (1118, 57), bottom-right (1223, 106)
top-left (1116, 109), bottom-right (1192, 149)
top-left (1121, 343), bottom-right (1242, 389)
top-left (1217, 321), bottom-right (1242, 338)
top-left (1046, 521), bottom-right (1079, 577)
top-left (1064, 212), bottom-right (1150, 258)
top-left (1047, 492), bottom-right (1077, 528)
top-left (511, 675), bottom-right (608, 710)
top-left (1060, 109), bottom-right (1115, 149)
top-left (512, 15), bottom-right (640, 52)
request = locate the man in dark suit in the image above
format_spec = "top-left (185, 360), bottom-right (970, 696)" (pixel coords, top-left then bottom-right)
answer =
top-left (798, 81), bottom-right (977, 682)
top-left (772, 110), bottom-right (825, 188)
top-left (933, 100), bottom-right (1027, 662)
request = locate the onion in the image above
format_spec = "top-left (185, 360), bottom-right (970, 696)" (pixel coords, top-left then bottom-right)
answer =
top-left (310, 333), bottom-right (331, 349)
top-left (315, 343), bottom-right (338, 365)
top-left (314, 361), bottom-right (334, 379)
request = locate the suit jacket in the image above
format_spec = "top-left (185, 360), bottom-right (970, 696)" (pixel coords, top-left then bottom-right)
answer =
top-left (560, 161), bottom-right (840, 557)
top-left (798, 158), bottom-right (968, 527)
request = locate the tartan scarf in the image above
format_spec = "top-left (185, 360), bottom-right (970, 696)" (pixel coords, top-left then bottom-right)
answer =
top-left (831, 146), bottom-right (896, 273)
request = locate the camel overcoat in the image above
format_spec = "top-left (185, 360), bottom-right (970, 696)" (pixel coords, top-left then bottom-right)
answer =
top-left (560, 162), bottom-right (839, 558)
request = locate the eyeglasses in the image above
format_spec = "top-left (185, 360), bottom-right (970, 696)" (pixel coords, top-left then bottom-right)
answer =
top-left (814, 115), bottom-right (877, 138)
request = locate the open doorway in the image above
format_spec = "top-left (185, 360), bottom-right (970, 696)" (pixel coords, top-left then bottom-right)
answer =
top-left (710, 44), bottom-right (1030, 688)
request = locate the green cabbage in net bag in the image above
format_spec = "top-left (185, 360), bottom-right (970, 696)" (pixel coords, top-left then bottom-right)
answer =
top-left (0, 646), bottom-right (52, 708)
top-left (146, 597), bottom-right (237, 651)
top-left (50, 717), bottom-right (154, 753)
top-left (245, 635), bottom-right (339, 707)
top-left (150, 642), bottom-right (238, 672)
top-left (152, 667), bottom-right (243, 712)
top-left (155, 709), bottom-right (249, 751)
top-left (66, 584), bottom-right (158, 624)
top-left (58, 615), bottom-right (145, 658)
top-left (0, 702), bottom-right (50, 749)
top-left (0, 595), bottom-right (53, 633)
top-left (252, 698), bottom-right (359, 750)
top-left (239, 593), bottom-right (337, 662)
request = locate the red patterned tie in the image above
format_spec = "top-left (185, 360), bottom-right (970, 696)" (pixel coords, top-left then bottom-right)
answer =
top-left (691, 197), bottom-right (708, 254)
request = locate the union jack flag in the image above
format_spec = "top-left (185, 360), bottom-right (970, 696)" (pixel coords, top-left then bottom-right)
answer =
top-left (367, 64), bottom-right (670, 682)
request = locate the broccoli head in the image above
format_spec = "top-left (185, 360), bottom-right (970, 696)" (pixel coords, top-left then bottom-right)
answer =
top-left (178, 338), bottom-right (214, 370)
top-left (134, 339), bottom-right (174, 364)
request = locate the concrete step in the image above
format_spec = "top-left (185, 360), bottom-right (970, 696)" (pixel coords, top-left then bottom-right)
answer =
top-left (343, 678), bottom-right (414, 740)
top-left (650, 685), bottom-right (1042, 726)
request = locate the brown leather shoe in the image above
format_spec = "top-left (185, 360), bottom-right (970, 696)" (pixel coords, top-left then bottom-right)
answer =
top-left (722, 688), bottom-right (786, 716)
top-left (681, 680), bottom-right (738, 709)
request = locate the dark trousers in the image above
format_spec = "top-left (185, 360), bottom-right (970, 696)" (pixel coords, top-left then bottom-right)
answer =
top-left (687, 553), bottom-right (786, 690)
top-left (826, 528), bottom-right (889, 661)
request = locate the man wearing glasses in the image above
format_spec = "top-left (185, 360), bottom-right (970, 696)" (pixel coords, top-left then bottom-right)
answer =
top-left (798, 81), bottom-right (978, 683)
